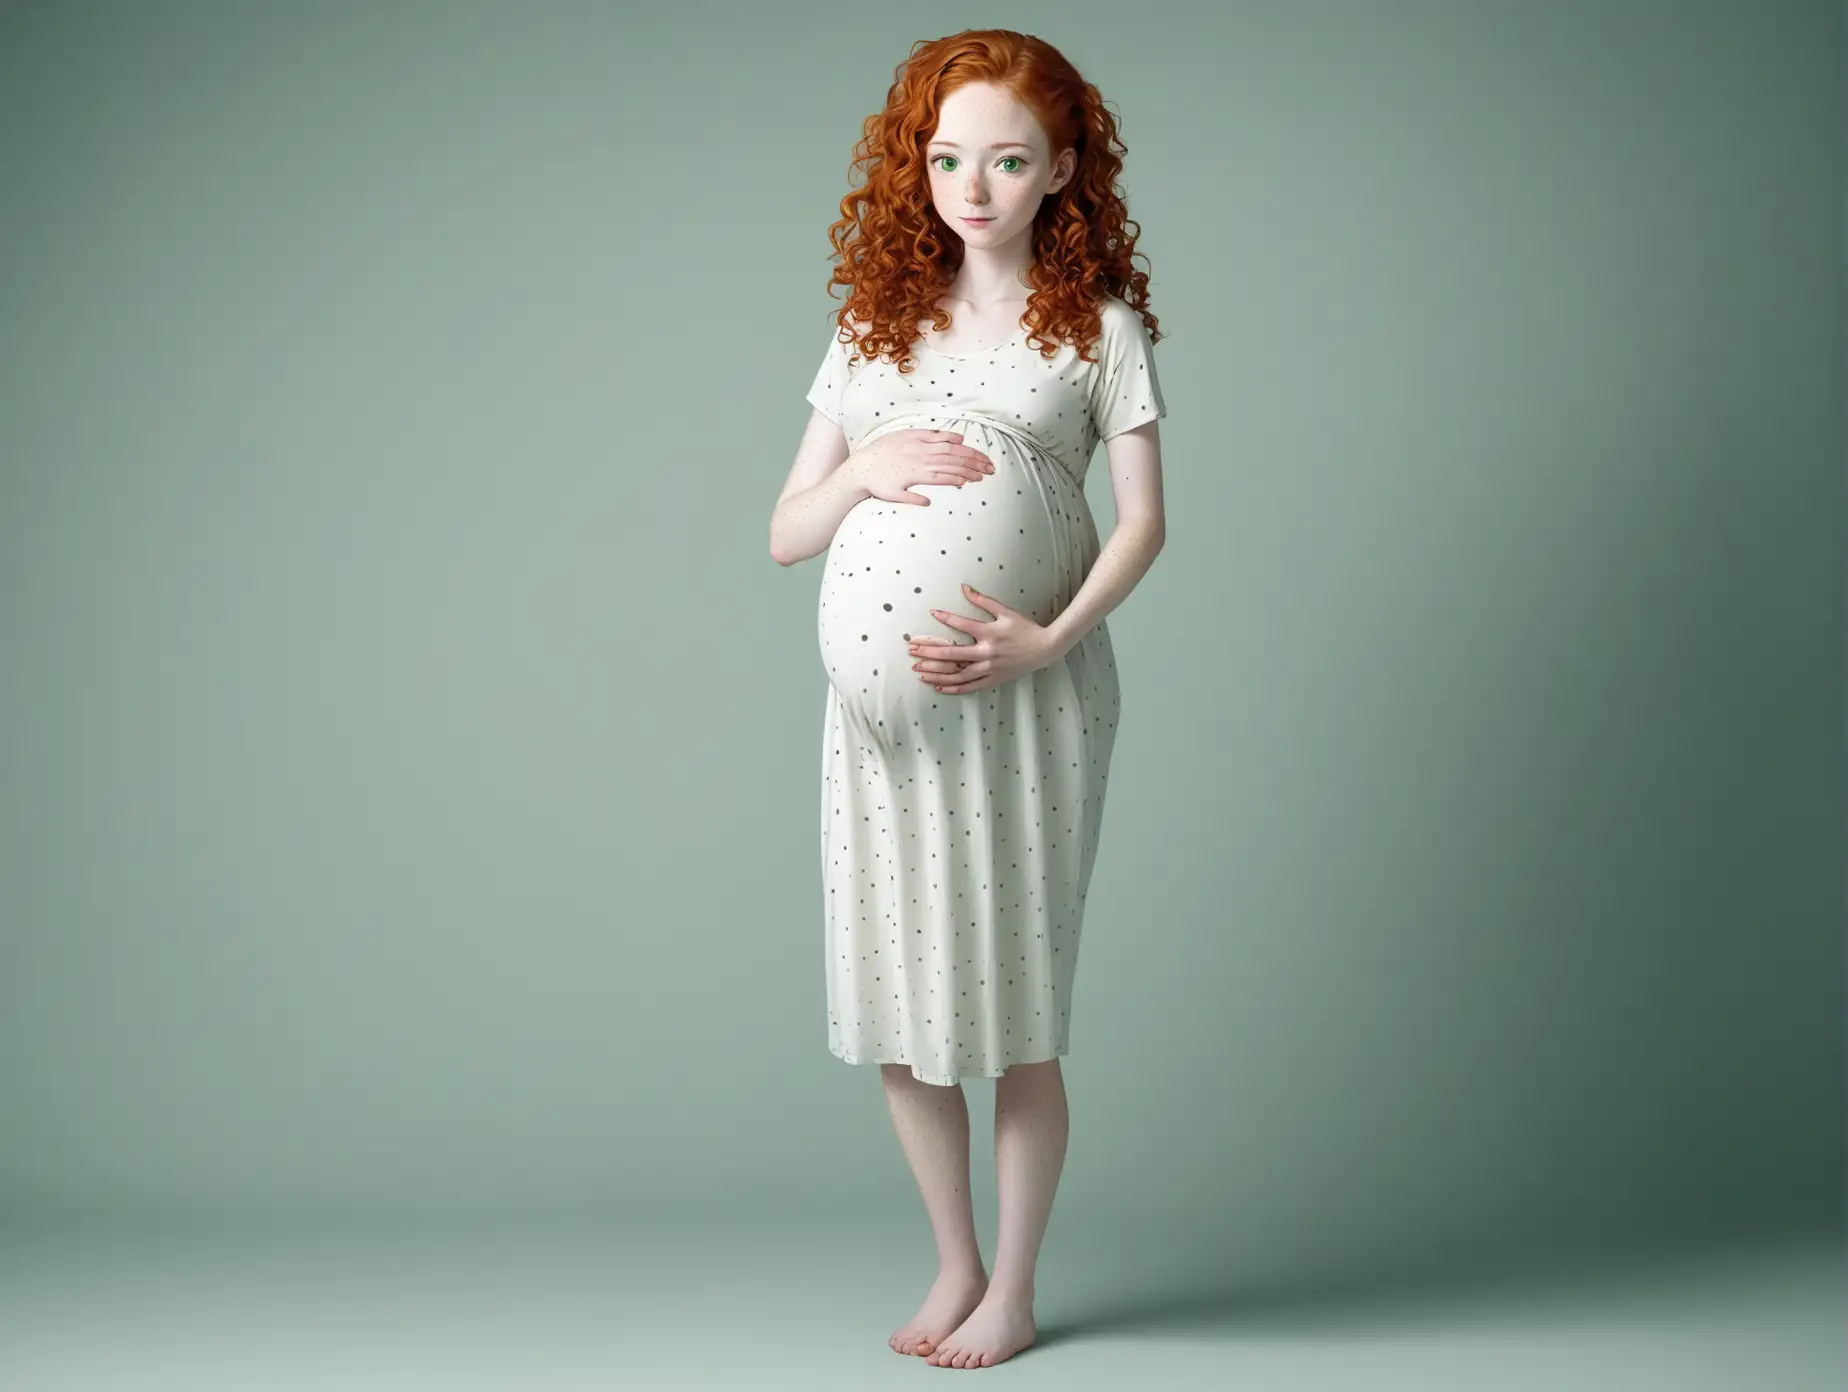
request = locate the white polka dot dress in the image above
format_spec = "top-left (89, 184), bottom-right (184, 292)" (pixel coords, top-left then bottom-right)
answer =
top-left (803, 293), bottom-right (1167, 1086)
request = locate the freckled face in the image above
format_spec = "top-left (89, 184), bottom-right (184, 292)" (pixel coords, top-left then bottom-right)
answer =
top-left (924, 82), bottom-right (1074, 249)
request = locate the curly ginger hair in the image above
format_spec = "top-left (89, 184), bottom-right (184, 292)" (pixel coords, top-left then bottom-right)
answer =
top-left (820, 29), bottom-right (1161, 376)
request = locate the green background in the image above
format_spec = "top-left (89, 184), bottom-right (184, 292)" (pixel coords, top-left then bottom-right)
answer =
top-left (1, 0), bottom-right (1839, 1297)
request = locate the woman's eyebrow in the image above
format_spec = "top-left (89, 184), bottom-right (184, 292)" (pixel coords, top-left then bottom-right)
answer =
top-left (928, 141), bottom-right (1032, 150)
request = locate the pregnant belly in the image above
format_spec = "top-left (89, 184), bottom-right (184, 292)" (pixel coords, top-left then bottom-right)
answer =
top-left (817, 435), bottom-right (1071, 736)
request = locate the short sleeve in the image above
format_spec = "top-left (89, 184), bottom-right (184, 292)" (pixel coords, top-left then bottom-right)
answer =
top-left (1087, 301), bottom-right (1167, 441)
top-left (805, 324), bottom-right (859, 425)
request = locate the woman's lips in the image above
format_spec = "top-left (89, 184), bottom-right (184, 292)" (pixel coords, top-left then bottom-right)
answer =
top-left (962, 217), bottom-right (993, 227)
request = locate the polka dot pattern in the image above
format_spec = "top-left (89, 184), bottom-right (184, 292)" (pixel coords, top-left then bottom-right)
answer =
top-left (802, 294), bottom-right (1165, 1086)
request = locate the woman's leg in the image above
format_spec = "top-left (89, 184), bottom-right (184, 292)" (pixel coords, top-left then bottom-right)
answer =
top-left (880, 1064), bottom-right (990, 1356)
top-left (924, 1057), bottom-right (1065, 1367)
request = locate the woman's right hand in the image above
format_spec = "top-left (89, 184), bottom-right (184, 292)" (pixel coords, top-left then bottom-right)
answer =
top-left (841, 429), bottom-right (994, 506)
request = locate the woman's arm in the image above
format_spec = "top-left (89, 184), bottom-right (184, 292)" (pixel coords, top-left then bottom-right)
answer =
top-left (1040, 420), bottom-right (1167, 657)
top-left (770, 410), bottom-right (870, 566)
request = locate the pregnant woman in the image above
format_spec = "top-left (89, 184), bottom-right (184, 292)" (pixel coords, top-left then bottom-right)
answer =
top-left (768, 30), bottom-right (1169, 1369)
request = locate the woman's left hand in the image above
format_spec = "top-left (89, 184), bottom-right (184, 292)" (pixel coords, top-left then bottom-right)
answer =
top-left (907, 583), bottom-right (1063, 695)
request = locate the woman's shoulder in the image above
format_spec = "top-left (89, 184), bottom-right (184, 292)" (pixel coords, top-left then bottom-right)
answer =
top-left (1072, 293), bottom-right (1146, 360)
top-left (1093, 291), bottom-right (1145, 327)
top-left (819, 312), bottom-right (876, 370)
top-left (837, 312), bottom-right (879, 356)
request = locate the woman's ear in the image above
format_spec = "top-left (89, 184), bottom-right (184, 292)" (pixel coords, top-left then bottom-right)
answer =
top-left (1049, 146), bottom-right (1077, 195)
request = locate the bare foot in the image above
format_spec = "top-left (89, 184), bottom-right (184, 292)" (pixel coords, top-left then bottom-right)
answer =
top-left (890, 1268), bottom-right (989, 1357)
top-left (924, 1289), bottom-right (1036, 1367)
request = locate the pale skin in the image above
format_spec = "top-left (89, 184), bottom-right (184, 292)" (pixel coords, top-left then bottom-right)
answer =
top-left (770, 81), bottom-right (1166, 1369)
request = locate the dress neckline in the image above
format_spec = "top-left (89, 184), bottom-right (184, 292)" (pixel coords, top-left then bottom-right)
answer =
top-left (913, 320), bottom-right (1029, 360)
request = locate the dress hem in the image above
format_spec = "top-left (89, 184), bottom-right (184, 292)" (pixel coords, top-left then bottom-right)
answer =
top-left (829, 1043), bottom-right (1069, 1087)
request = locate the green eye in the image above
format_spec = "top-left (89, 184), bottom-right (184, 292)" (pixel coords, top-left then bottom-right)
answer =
top-left (930, 154), bottom-right (1029, 173)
